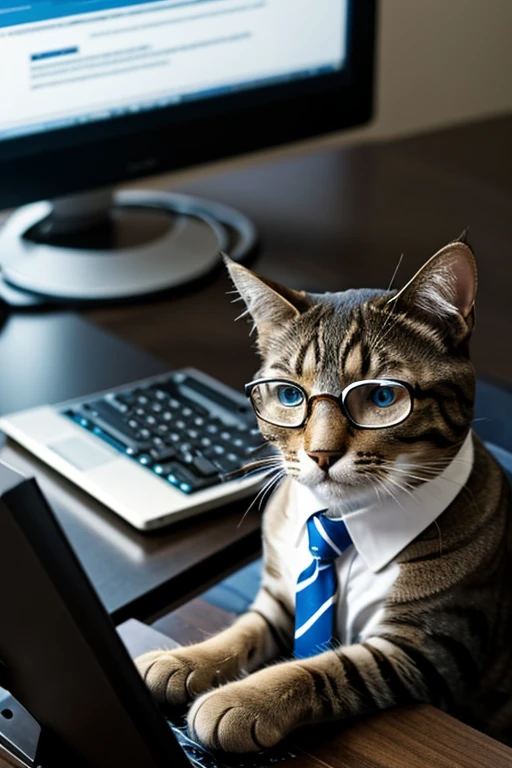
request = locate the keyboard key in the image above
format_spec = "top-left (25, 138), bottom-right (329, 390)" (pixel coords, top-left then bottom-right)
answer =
top-left (79, 403), bottom-right (150, 450)
top-left (153, 461), bottom-right (176, 476)
top-left (108, 395), bottom-right (129, 414)
top-left (246, 428), bottom-right (264, 446)
top-left (211, 454), bottom-right (242, 476)
top-left (116, 393), bottom-right (138, 409)
top-left (165, 463), bottom-right (217, 492)
top-left (189, 455), bottom-right (219, 478)
top-left (150, 446), bottom-right (177, 462)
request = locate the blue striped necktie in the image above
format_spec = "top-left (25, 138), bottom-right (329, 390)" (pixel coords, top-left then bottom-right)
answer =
top-left (294, 511), bottom-right (353, 658)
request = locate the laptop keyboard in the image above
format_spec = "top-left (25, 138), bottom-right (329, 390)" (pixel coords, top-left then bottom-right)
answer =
top-left (62, 370), bottom-right (273, 494)
top-left (171, 723), bottom-right (297, 767)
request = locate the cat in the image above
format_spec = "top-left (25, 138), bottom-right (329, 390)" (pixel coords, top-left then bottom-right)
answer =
top-left (136, 237), bottom-right (512, 753)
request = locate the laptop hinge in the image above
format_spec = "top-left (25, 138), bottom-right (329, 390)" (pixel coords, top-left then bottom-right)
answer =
top-left (0, 688), bottom-right (41, 767)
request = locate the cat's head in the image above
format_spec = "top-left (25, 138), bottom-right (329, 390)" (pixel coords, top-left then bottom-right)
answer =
top-left (226, 238), bottom-right (477, 509)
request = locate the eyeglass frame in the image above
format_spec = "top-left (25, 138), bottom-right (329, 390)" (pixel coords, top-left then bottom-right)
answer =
top-left (244, 377), bottom-right (415, 430)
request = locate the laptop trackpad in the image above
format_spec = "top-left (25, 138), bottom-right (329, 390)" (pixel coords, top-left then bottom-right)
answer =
top-left (50, 436), bottom-right (117, 471)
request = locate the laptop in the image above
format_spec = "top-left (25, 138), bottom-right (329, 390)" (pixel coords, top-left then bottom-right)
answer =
top-left (0, 461), bottom-right (331, 768)
top-left (0, 315), bottom-right (270, 531)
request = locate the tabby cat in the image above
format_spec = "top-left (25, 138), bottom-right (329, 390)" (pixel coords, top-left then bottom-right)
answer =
top-left (137, 238), bottom-right (512, 753)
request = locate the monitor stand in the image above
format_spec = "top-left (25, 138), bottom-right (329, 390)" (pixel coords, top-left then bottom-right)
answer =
top-left (0, 188), bottom-right (257, 307)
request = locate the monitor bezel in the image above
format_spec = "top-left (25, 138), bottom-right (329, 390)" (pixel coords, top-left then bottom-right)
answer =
top-left (0, 0), bottom-right (376, 209)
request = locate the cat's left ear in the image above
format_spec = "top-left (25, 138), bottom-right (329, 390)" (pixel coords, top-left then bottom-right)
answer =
top-left (388, 237), bottom-right (477, 332)
top-left (224, 255), bottom-right (312, 352)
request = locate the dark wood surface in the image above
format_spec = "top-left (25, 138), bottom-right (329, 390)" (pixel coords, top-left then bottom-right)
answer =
top-left (153, 598), bottom-right (512, 768)
top-left (1, 115), bottom-right (512, 766)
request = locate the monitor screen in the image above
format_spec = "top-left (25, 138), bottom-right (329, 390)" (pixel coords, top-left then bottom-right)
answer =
top-left (0, 0), bottom-right (349, 143)
top-left (0, 0), bottom-right (374, 210)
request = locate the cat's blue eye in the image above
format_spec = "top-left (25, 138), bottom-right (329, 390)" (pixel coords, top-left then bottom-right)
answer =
top-left (371, 386), bottom-right (396, 408)
top-left (277, 385), bottom-right (304, 408)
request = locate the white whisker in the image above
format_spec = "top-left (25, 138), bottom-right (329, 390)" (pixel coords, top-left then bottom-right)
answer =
top-left (385, 474), bottom-right (416, 500)
top-left (234, 308), bottom-right (251, 322)
top-left (387, 253), bottom-right (404, 291)
top-left (237, 468), bottom-right (284, 528)
top-left (379, 478), bottom-right (407, 512)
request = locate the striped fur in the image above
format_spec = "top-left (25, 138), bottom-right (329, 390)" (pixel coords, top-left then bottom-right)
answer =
top-left (136, 240), bottom-right (512, 752)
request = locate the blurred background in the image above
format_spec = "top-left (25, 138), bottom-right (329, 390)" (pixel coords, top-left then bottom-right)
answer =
top-left (360, 0), bottom-right (512, 139)
top-left (171, 0), bottom-right (512, 181)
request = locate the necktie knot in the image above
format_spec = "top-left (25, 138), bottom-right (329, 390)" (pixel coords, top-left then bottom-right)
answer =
top-left (306, 511), bottom-right (352, 562)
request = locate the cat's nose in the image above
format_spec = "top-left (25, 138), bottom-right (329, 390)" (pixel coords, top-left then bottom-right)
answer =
top-left (307, 451), bottom-right (345, 471)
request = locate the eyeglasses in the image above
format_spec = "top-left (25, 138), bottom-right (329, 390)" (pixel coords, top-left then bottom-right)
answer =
top-left (244, 378), bottom-right (414, 430)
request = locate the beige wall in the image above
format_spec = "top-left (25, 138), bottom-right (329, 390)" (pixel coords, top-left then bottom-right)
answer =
top-left (147, 0), bottom-right (512, 187)
top-left (362, 0), bottom-right (512, 140)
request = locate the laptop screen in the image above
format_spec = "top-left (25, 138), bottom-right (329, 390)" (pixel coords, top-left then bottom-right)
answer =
top-left (0, 462), bottom-right (185, 767)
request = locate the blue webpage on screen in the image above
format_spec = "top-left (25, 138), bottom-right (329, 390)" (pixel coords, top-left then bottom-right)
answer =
top-left (0, 0), bottom-right (349, 142)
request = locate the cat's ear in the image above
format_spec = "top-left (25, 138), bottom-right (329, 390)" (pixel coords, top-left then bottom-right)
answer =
top-left (224, 255), bottom-right (312, 350)
top-left (388, 237), bottom-right (477, 330)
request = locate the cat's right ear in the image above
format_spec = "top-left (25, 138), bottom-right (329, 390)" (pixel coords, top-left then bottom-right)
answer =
top-left (224, 255), bottom-right (312, 351)
top-left (387, 239), bottom-right (478, 337)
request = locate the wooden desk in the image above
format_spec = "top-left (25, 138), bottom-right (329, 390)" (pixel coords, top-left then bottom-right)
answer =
top-left (1, 115), bottom-right (512, 765)
top-left (148, 599), bottom-right (512, 767)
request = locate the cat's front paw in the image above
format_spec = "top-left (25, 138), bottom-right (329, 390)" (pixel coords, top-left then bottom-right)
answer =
top-left (188, 664), bottom-right (311, 753)
top-left (135, 647), bottom-right (237, 707)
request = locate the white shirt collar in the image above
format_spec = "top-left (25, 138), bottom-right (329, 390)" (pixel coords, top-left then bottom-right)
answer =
top-left (293, 431), bottom-right (474, 573)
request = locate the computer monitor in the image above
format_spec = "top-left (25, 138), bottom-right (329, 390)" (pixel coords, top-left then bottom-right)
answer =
top-left (0, 0), bottom-right (376, 305)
